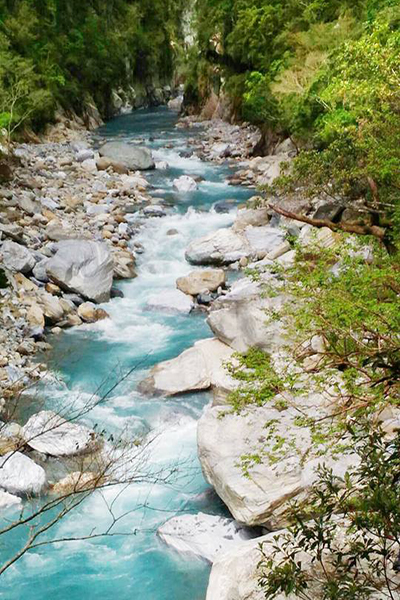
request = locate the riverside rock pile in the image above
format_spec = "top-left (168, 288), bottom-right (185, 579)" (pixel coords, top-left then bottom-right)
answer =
top-left (0, 133), bottom-right (163, 407)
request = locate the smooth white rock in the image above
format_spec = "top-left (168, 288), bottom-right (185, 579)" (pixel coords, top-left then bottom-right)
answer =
top-left (0, 452), bottom-right (47, 496)
top-left (158, 512), bottom-right (259, 563)
top-left (22, 410), bottom-right (96, 457)
top-left (139, 338), bottom-right (236, 397)
top-left (46, 239), bottom-right (114, 303)
top-left (1, 241), bottom-right (35, 273)
top-left (173, 176), bottom-right (198, 193)
top-left (0, 490), bottom-right (22, 509)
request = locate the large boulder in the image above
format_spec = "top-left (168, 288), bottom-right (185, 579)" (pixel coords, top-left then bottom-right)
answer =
top-left (244, 226), bottom-right (286, 259)
top-left (185, 226), bottom-right (287, 266)
top-left (0, 452), bottom-right (47, 496)
top-left (206, 533), bottom-right (272, 600)
top-left (1, 241), bottom-right (35, 273)
top-left (176, 269), bottom-right (226, 296)
top-left (99, 142), bottom-right (155, 171)
top-left (198, 401), bottom-right (357, 529)
top-left (158, 512), bottom-right (259, 563)
top-left (185, 228), bottom-right (249, 266)
top-left (233, 208), bottom-right (271, 231)
top-left (207, 278), bottom-right (285, 353)
top-left (22, 410), bottom-right (97, 457)
top-left (46, 240), bottom-right (114, 303)
top-left (138, 338), bottom-right (236, 397)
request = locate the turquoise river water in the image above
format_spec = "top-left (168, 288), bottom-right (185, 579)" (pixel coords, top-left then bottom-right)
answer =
top-left (0, 108), bottom-right (253, 599)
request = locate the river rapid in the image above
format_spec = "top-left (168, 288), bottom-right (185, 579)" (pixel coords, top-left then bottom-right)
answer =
top-left (1, 108), bottom-right (253, 600)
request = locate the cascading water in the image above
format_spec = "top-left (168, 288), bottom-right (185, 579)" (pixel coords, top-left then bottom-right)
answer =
top-left (1, 108), bottom-right (253, 600)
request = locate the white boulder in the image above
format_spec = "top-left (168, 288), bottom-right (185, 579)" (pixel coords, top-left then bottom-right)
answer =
top-left (207, 277), bottom-right (285, 353)
top-left (185, 228), bottom-right (249, 266)
top-left (139, 338), bottom-right (236, 397)
top-left (173, 176), bottom-right (198, 193)
top-left (198, 401), bottom-right (358, 528)
top-left (99, 142), bottom-right (155, 170)
top-left (158, 512), bottom-right (259, 563)
top-left (46, 239), bottom-right (114, 303)
top-left (0, 452), bottom-right (47, 496)
top-left (1, 241), bottom-right (35, 273)
top-left (22, 410), bottom-right (97, 457)
top-left (0, 490), bottom-right (22, 509)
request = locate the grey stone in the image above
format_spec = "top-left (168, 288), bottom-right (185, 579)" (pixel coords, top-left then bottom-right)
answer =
top-left (1, 241), bottom-right (35, 273)
top-left (46, 240), bottom-right (114, 303)
top-left (99, 142), bottom-right (155, 171)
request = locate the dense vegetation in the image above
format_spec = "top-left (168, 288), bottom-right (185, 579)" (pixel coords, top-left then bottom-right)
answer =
top-left (187, 1), bottom-right (400, 596)
top-left (0, 0), bottom-right (186, 135)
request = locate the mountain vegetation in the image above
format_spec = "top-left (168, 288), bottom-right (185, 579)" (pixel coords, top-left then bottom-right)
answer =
top-left (0, 0), bottom-right (186, 134)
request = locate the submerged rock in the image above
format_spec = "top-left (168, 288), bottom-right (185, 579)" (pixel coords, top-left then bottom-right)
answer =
top-left (99, 142), bottom-right (155, 171)
top-left (173, 175), bottom-right (198, 193)
top-left (0, 451), bottom-right (47, 496)
top-left (146, 289), bottom-right (194, 314)
top-left (138, 338), bottom-right (236, 397)
top-left (46, 239), bottom-right (114, 303)
top-left (22, 410), bottom-right (97, 457)
top-left (158, 512), bottom-right (260, 563)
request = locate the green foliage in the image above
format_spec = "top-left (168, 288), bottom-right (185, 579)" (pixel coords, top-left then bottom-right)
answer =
top-left (227, 348), bottom-right (287, 412)
top-left (0, 0), bottom-right (186, 133)
top-left (259, 424), bottom-right (400, 599)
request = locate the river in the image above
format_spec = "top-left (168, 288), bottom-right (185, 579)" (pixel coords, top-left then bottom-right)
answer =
top-left (1, 107), bottom-right (253, 600)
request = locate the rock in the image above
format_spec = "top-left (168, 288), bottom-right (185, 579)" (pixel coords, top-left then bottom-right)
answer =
top-left (0, 451), bottom-right (47, 496)
top-left (173, 176), bottom-right (198, 193)
top-left (0, 490), bottom-right (22, 509)
top-left (274, 137), bottom-right (297, 155)
top-left (76, 149), bottom-right (94, 162)
top-left (81, 158), bottom-right (97, 173)
top-left (313, 202), bottom-right (344, 222)
top-left (214, 200), bottom-right (236, 214)
top-left (32, 258), bottom-right (50, 283)
top-left (16, 194), bottom-right (40, 215)
top-left (266, 240), bottom-right (291, 260)
top-left (52, 472), bottom-right (99, 494)
top-left (185, 229), bottom-right (249, 266)
top-left (158, 512), bottom-right (259, 563)
top-left (45, 221), bottom-right (78, 242)
top-left (39, 291), bottom-right (65, 322)
top-left (143, 205), bottom-right (166, 217)
top-left (78, 302), bottom-right (109, 323)
top-left (46, 240), bottom-right (114, 303)
top-left (176, 270), bottom-right (226, 296)
top-left (233, 208), bottom-right (270, 231)
top-left (299, 225), bottom-right (339, 249)
top-left (244, 226), bottom-right (286, 259)
top-left (139, 338), bottom-right (236, 397)
top-left (198, 401), bottom-right (358, 528)
top-left (167, 229), bottom-right (179, 236)
top-left (99, 142), bottom-right (155, 171)
top-left (22, 410), bottom-right (97, 457)
top-left (113, 250), bottom-right (136, 279)
top-left (146, 289), bottom-right (193, 314)
top-left (27, 302), bottom-right (45, 332)
top-left (207, 278), bottom-right (285, 352)
top-left (1, 241), bottom-right (35, 273)
top-left (96, 156), bottom-right (129, 175)
top-left (206, 533), bottom-right (272, 600)
top-left (168, 96), bottom-right (183, 111)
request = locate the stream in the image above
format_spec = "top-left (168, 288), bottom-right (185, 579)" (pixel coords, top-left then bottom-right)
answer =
top-left (1, 108), bottom-right (253, 600)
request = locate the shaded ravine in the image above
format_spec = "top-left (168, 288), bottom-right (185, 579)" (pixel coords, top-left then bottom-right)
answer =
top-left (1, 108), bottom-right (253, 600)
